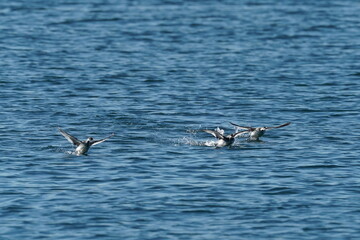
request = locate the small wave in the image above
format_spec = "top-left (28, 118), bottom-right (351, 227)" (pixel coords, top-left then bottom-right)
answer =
top-left (50, 17), bottom-right (122, 25)
top-left (263, 187), bottom-right (300, 195)
top-left (296, 164), bottom-right (342, 169)
top-left (349, 72), bottom-right (360, 76)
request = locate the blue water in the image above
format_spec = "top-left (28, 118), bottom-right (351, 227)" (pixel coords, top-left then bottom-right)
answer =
top-left (1, 0), bottom-right (360, 239)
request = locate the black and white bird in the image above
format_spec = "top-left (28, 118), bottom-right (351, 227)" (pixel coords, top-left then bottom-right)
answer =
top-left (229, 122), bottom-right (291, 141)
top-left (58, 127), bottom-right (114, 155)
top-left (202, 127), bottom-right (247, 148)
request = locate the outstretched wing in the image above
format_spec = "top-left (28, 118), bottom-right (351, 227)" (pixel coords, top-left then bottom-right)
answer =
top-left (203, 129), bottom-right (225, 140)
top-left (90, 133), bottom-right (115, 146)
top-left (265, 122), bottom-right (291, 130)
top-left (232, 130), bottom-right (249, 138)
top-left (229, 122), bottom-right (255, 131)
top-left (58, 128), bottom-right (81, 146)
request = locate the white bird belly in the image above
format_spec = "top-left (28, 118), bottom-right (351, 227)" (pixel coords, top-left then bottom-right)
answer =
top-left (216, 138), bottom-right (234, 147)
top-left (250, 130), bottom-right (264, 140)
top-left (75, 144), bottom-right (89, 155)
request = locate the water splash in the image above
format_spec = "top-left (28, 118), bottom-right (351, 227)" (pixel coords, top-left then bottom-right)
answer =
top-left (173, 136), bottom-right (219, 147)
top-left (215, 127), bottom-right (224, 135)
top-left (44, 145), bottom-right (77, 155)
top-left (203, 140), bottom-right (217, 147)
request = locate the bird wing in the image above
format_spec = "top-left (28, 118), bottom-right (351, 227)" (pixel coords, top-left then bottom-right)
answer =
top-left (265, 122), bottom-right (291, 130)
top-left (58, 128), bottom-right (81, 146)
top-left (90, 133), bottom-right (115, 146)
top-left (203, 129), bottom-right (225, 140)
top-left (229, 122), bottom-right (255, 131)
top-left (232, 130), bottom-right (249, 138)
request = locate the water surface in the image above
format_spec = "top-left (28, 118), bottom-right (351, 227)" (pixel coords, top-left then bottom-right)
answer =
top-left (1, 0), bottom-right (360, 239)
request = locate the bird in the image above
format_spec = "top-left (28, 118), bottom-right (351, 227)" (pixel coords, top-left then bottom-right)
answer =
top-left (58, 127), bottom-right (114, 155)
top-left (202, 127), bottom-right (247, 148)
top-left (229, 122), bottom-right (291, 141)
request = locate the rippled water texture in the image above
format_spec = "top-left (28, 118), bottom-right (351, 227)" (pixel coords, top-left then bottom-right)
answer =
top-left (1, 0), bottom-right (359, 239)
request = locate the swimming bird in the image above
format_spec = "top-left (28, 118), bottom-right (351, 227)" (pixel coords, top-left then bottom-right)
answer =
top-left (58, 127), bottom-right (114, 155)
top-left (202, 127), bottom-right (247, 148)
top-left (229, 122), bottom-right (291, 141)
